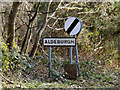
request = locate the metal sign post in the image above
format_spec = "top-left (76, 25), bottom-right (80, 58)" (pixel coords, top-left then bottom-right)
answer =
top-left (70, 46), bottom-right (72, 64)
top-left (74, 35), bottom-right (80, 76)
top-left (48, 36), bottom-right (51, 79)
top-left (70, 36), bottom-right (73, 64)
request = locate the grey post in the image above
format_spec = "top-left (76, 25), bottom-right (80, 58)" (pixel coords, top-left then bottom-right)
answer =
top-left (48, 36), bottom-right (51, 79)
top-left (75, 35), bottom-right (80, 76)
top-left (70, 36), bottom-right (72, 64)
top-left (70, 46), bottom-right (72, 64)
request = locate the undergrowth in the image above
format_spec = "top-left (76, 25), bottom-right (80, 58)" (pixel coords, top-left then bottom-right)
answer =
top-left (1, 42), bottom-right (119, 88)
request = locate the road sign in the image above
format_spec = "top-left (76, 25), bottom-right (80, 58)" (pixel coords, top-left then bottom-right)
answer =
top-left (43, 37), bottom-right (76, 46)
top-left (65, 17), bottom-right (82, 35)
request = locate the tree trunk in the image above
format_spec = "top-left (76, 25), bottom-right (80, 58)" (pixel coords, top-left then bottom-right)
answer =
top-left (20, 25), bottom-right (30, 54)
top-left (6, 2), bottom-right (21, 49)
top-left (24, 28), bottom-right (32, 54)
top-left (29, 2), bottom-right (50, 57)
top-left (20, 3), bottom-right (40, 54)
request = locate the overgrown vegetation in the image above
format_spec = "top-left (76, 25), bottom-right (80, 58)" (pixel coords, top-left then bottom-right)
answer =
top-left (0, 1), bottom-right (120, 88)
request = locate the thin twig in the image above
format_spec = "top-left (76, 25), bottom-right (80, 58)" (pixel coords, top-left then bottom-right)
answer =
top-left (77, 12), bottom-right (97, 14)
top-left (39, 44), bottom-right (49, 57)
top-left (59, 7), bottom-right (83, 10)
top-left (15, 24), bottom-right (26, 32)
top-left (48, 16), bottom-right (67, 20)
top-left (0, 73), bottom-right (14, 84)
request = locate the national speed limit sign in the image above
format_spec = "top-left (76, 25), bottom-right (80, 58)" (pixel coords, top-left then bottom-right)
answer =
top-left (65, 17), bottom-right (82, 35)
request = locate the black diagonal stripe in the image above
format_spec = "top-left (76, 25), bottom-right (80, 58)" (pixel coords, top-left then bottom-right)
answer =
top-left (67, 18), bottom-right (79, 34)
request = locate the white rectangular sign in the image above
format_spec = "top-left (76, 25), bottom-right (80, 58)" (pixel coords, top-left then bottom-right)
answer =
top-left (43, 37), bottom-right (76, 46)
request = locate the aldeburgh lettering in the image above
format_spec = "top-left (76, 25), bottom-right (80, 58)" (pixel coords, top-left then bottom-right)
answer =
top-left (45, 40), bottom-right (75, 44)
top-left (43, 38), bottom-right (76, 46)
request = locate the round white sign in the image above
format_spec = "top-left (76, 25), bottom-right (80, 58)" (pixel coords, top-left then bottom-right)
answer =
top-left (64, 17), bottom-right (82, 35)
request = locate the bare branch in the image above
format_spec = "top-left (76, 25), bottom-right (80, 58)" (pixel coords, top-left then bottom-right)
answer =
top-left (25, 10), bottom-right (56, 14)
top-left (48, 16), bottom-right (67, 20)
top-left (15, 24), bottom-right (26, 32)
top-left (29, 2), bottom-right (40, 24)
top-left (47, 0), bottom-right (63, 21)
top-left (59, 7), bottom-right (83, 10)
top-left (43, 19), bottom-right (58, 36)
top-left (39, 44), bottom-right (49, 57)
top-left (16, 16), bottom-right (28, 26)
top-left (77, 12), bottom-right (98, 14)
top-left (64, 2), bottom-right (72, 7)
top-left (0, 73), bottom-right (14, 84)
top-left (55, 28), bottom-right (64, 31)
